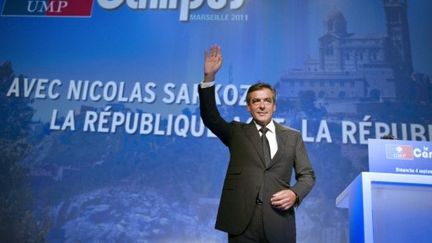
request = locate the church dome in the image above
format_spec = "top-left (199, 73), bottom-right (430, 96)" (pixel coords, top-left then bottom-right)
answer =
top-left (326, 10), bottom-right (347, 35)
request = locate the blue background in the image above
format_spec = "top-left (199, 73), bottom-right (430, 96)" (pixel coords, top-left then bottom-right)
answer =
top-left (1, 0), bottom-right (431, 242)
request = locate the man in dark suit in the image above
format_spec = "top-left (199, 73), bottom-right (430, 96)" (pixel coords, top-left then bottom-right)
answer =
top-left (199, 45), bottom-right (315, 243)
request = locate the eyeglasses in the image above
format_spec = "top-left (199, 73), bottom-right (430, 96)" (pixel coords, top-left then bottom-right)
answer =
top-left (250, 98), bottom-right (274, 106)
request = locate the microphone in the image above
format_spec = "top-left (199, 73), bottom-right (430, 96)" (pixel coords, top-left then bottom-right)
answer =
top-left (380, 134), bottom-right (396, 140)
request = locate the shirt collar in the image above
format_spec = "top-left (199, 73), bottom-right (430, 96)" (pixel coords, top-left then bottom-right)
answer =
top-left (253, 120), bottom-right (275, 134)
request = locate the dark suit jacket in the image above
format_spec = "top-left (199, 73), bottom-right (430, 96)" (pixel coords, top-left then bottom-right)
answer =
top-left (199, 85), bottom-right (315, 243)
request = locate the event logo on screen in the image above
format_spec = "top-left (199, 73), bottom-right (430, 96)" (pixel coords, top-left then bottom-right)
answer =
top-left (97, 0), bottom-right (246, 21)
top-left (2, 0), bottom-right (94, 17)
top-left (385, 144), bottom-right (414, 160)
top-left (2, 0), bottom-right (246, 21)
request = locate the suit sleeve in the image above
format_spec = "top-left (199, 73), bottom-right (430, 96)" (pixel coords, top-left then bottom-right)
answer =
top-left (198, 84), bottom-right (231, 146)
top-left (290, 133), bottom-right (316, 205)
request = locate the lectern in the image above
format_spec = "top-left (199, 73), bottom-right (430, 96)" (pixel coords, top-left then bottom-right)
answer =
top-left (336, 171), bottom-right (432, 243)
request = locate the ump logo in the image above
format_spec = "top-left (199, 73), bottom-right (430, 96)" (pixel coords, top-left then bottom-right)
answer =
top-left (385, 144), bottom-right (414, 160)
top-left (2, 0), bottom-right (94, 17)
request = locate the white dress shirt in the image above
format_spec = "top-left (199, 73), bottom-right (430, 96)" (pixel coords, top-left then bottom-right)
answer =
top-left (254, 120), bottom-right (278, 159)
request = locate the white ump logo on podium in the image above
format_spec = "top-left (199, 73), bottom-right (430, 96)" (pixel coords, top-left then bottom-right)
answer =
top-left (385, 145), bottom-right (414, 160)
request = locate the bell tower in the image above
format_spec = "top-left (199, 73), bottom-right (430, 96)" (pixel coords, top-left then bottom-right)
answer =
top-left (383, 0), bottom-right (413, 75)
top-left (383, 0), bottom-right (414, 99)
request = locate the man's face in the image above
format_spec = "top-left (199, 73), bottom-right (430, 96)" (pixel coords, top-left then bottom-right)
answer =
top-left (247, 88), bottom-right (276, 126)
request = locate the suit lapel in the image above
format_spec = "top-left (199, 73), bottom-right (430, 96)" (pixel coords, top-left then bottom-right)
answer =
top-left (244, 122), bottom-right (266, 166)
top-left (268, 122), bottom-right (288, 168)
top-left (244, 121), bottom-right (289, 168)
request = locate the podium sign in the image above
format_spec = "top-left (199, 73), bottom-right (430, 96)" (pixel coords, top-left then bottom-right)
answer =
top-left (368, 139), bottom-right (432, 176)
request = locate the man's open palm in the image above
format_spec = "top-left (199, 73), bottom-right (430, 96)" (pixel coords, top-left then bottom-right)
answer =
top-left (204, 45), bottom-right (223, 81)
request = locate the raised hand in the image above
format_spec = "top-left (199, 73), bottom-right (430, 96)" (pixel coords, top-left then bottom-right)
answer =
top-left (204, 45), bottom-right (223, 82)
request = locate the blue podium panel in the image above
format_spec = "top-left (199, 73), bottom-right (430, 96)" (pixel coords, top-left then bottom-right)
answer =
top-left (371, 182), bottom-right (432, 243)
top-left (336, 172), bottom-right (432, 243)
